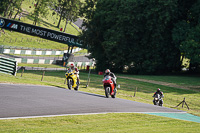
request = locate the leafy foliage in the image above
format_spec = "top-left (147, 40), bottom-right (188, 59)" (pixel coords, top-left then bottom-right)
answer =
top-left (0, 0), bottom-right (23, 18)
top-left (54, 0), bottom-right (82, 30)
top-left (172, 0), bottom-right (200, 72)
top-left (81, 0), bottom-right (185, 74)
top-left (32, 0), bottom-right (50, 25)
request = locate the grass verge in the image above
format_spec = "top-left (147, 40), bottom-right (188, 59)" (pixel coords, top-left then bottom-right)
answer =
top-left (0, 113), bottom-right (199, 133)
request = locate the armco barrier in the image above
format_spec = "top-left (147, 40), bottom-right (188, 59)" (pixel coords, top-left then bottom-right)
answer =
top-left (0, 56), bottom-right (17, 76)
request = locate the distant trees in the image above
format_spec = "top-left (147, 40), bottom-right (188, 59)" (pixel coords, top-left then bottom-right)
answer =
top-left (0, 0), bottom-right (82, 28)
top-left (0, 0), bottom-right (49, 25)
top-left (0, 0), bottom-right (23, 19)
top-left (54, 0), bottom-right (82, 31)
top-left (80, 0), bottom-right (200, 74)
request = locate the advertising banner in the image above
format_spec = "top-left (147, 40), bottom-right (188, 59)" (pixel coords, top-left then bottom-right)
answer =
top-left (0, 17), bottom-right (82, 47)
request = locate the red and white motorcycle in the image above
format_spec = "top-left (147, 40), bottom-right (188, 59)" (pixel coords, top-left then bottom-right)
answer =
top-left (102, 75), bottom-right (116, 98)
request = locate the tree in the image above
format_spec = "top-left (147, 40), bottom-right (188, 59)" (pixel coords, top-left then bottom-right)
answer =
top-left (32, 0), bottom-right (50, 25)
top-left (81, 0), bottom-right (182, 74)
top-left (13, 0), bottom-right (23, 20)
top-left (62, 0), bottom-right (82, 32)
top-left (172, 0), bottom-right (200, 72)
top-left (0, 0), bottom-right (22, 18)
top-left (55, 0), bottom-right (81, 29)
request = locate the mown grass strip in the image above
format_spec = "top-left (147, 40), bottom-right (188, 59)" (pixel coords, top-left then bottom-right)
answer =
top-left (0, 113), bottom-right (199, 133)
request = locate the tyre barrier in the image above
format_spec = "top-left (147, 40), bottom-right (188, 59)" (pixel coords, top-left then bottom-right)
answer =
top-left (0, 56), bottom-right (17, 76)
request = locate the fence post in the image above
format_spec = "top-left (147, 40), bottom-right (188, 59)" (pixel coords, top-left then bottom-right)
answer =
top-left (134, 87), bottom-right (137, 97)
top-left (41, 70), bottom-right (45, 81)
top-left (21, 67), bottom-right (25, 77)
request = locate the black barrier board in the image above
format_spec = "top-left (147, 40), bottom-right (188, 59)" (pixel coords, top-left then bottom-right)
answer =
top-left (0, 17), bottom-right (82, 47)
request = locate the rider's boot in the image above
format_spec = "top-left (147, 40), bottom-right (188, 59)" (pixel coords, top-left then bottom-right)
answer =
top-left (77, 78), bottom-right (80, 85)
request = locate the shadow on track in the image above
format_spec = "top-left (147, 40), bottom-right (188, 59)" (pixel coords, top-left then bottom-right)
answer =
top-left (78, 91), bottom-right (106, 98)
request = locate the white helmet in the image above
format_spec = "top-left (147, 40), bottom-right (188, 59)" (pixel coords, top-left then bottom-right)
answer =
top-left (105, 69), bottom-right (110, 74)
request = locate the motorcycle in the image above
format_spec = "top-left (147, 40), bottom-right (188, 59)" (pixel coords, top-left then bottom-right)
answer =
top-left (153, 93), bottom-right (163, 106)
top-left (65, 69), bottom-right (79, 91)
top-left (102, 75), bottom-right (116, 98)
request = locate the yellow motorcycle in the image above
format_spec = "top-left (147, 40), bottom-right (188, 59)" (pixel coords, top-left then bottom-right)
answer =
top-left (65, 69), bottom-right (79, 91)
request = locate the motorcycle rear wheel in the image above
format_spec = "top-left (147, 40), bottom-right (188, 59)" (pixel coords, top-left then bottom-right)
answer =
top-left (105, 87), bottom-right (110, 98)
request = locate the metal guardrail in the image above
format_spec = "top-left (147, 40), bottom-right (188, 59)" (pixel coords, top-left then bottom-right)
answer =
top-left (0, 56), bottom-right (17, 76)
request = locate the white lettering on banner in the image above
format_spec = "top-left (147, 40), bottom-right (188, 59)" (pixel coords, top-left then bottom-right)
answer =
top-left (19, 25), bottom-right (80, 45)
top-left (11, 24), bottom-right (18, 29)
top-left (55, 33), bottom-right (58, 39)
top-left (71, 38), bottom-right (74, 43)
top-left (65, 37), bottom-right (71, 43)
top-left (63, 36), bottom-right (67, 41)
top-left (20, 25), bottom-right (25, 31)
top-left (47, 32), bottom-right (72, 43)
top-left (31, 28), bottom-right (47, 36)
top-left (26, 27), bottom-right (31, 33)
top-left (59, 35), bottom-right (62, 40)
top-left (47, 32), bottom-right (52, 38)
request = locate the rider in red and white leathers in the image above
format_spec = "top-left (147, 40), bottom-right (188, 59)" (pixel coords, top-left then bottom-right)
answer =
top-left (104, 69), bottom-right (117, 89)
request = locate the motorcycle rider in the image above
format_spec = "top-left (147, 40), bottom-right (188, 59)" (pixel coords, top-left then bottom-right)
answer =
top-left (153, 88), bottom-right (164, 105)
top-left (104, 69), bottom-right (117, 89)
top-left (68, 63), bottom-right (80, 84)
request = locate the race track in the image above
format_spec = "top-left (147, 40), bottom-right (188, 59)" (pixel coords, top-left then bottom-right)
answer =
top-left (0, 83), bottom-right (185, 119)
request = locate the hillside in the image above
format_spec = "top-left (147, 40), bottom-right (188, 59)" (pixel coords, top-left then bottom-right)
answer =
top-left (0, 0), bottom-right (81, 50)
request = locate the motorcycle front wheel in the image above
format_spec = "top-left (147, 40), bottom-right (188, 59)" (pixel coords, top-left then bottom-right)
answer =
top-left (105, 87), bottom-right (110, 98)
top-left (67, 79), bottom-right (73, 90)
top-left (159, 101), bottom-right (163, 106)
top-left (74, 83), bottom-right (79, 91)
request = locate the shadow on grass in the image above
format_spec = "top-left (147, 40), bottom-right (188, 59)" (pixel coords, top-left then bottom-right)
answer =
top-left (26, 15), bottom-right (57, 29)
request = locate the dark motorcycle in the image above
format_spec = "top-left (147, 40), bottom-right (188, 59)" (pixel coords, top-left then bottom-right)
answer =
top-left (153, 94), bottom-right (163, 106)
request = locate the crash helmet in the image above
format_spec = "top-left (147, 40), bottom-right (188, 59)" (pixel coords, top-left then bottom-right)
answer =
top-left (70, 63), bottom-right (74, 69)
top-left (157, 88), bottom-right (161, 92)
top-left (105, 69), bottom-right (110, 75)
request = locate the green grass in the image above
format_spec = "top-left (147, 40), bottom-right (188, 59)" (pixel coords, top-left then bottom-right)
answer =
top-left (18, 63), bottom-right (65, 68)
top-left (0, 113), bottom-right (199, 133)
top-left (0, 31), bottom-right (68, 50)
top-left (117, 74), bottom-right (200, 87)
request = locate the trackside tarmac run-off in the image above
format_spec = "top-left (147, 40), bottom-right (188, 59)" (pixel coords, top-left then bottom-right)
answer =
top-left (0, 83), bottom-right (199, 123)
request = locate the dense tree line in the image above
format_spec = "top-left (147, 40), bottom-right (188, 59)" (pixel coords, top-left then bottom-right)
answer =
top-left (80, 0), bottom-right (200, 74)
top-left (0, 0), bottom-right (199, 74)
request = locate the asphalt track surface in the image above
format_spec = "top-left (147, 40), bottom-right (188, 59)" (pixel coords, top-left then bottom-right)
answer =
top-left (0, 83), bottom-right (185, 119)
